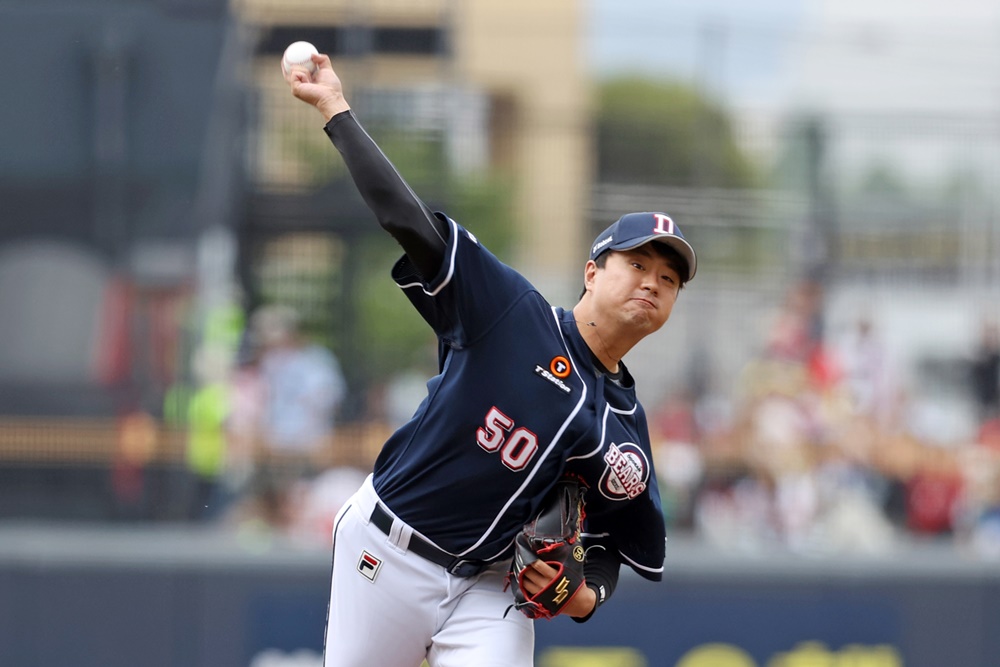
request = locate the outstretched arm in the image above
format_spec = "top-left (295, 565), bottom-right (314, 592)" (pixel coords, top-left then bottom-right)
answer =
top-left (284, 52), bottom-right (448, 280)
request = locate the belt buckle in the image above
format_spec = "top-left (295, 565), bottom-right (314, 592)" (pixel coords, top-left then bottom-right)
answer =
top-left (448, 559), bottom-right (484, 577)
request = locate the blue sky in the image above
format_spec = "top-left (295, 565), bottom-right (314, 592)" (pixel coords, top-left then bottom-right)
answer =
top-left (587, 0), bottom-right (1000, 113)
top-left (587, 0), bottom-right (808, 107)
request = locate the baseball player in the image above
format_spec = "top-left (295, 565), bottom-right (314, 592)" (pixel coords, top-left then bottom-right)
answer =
top-left (284, 53), bottom-right (697, 667)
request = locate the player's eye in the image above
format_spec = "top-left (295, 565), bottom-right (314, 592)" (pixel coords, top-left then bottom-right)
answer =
top-left (631, 262), bottom-right (644, 271)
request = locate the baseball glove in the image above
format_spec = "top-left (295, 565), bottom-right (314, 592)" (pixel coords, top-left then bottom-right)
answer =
top-left (508, 478), bottom-right (587, 620)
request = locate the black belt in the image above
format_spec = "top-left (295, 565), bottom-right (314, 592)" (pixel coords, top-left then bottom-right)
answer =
top-left (369, 502), bottom-right (489, 577)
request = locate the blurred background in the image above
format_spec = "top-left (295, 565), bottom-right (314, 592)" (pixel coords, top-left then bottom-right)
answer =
top-left (2, 0), bottom-right (1000, 665)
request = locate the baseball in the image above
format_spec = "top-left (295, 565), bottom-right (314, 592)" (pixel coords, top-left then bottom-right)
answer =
top-left (281, 41), bottom-right (319, 76)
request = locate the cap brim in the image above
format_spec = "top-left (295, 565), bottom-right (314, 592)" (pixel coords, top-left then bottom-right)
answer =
top-left (612, 235), bottom-right (698, 282)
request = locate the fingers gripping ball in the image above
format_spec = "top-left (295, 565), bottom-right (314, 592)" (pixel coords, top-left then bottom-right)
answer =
top-left (509, 478), bottom-right (588, 619)
top-left (281, 41), bottom-right (319, 77)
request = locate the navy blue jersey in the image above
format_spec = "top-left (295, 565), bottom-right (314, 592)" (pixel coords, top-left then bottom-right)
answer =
top-left (372, 215), bottom-right (666, 581)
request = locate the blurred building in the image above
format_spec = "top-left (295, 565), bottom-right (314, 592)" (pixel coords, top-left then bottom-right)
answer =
top-left (236, 0), bottom-right (590, 302)
top-left (0, 0), bottom-right (242, 520)
top-left (0, 0), bottom-right (237, 418)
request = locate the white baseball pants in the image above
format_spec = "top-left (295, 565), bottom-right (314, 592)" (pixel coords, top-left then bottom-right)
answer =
top-left (323, 475), bottom-right (535, 666)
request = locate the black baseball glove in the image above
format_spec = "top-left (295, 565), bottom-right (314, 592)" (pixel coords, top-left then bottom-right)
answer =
top-left (508, 477), bottom-right (588, 619)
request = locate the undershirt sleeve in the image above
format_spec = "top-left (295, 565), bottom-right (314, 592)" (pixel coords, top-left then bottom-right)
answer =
top-left (324, 110), bottom-right (449, 280)
top-left (572, 539), bottom-right (621, 623)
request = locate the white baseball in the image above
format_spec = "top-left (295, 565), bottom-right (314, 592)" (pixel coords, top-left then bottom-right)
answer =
top-left (281, 41), bottom-right (319, 76)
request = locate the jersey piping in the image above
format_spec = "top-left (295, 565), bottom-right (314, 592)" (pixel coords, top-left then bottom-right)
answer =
top-left (619, 550), bottom-right (664, 577)
top-left (395, 215), bottom-right (460, 297)
top-left (455, 305), bottom-right (589, 559)
top-left (567, 397), bottom-right (638, 462)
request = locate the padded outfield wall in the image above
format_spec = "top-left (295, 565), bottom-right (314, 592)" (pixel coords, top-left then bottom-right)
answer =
top-left (0, 525), bottom-right (997, 667)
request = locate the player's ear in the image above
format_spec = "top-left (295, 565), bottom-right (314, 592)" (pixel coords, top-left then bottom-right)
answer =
top-left (582, 260), bottom-right (599, 293)
top-left (578, 260), bottom-right (599, 301)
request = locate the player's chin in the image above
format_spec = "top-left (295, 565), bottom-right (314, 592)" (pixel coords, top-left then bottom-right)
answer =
top-left (625, 306), bottom-right (668, 333)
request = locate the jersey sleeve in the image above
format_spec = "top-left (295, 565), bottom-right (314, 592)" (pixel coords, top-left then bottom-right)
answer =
top-left (584, 485), bottom-right (666, 582)
top-left (585, 434), bottom-right (667, 582)
top-left (391, 215), bottom-right (535, 347)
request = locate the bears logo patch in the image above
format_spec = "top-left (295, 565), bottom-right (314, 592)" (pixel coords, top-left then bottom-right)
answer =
top-left (599, 442), bottom-right (649, 501)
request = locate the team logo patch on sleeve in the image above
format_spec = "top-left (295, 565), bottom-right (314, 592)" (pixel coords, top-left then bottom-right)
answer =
top-left (599, 442), bottom-right (650, 501)
top-left (357, 551), bottom-right (382, 582)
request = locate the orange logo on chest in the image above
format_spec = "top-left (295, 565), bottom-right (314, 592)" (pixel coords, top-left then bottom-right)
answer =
top-left (550, 356), bottom-right (571, 378)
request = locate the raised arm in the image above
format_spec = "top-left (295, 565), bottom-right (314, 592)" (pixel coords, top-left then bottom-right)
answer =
top-left (284, 52), bottom-right (449, 280)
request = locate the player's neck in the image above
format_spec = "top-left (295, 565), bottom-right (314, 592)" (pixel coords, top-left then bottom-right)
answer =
top-left (571, 304), bottom-right (633, 374)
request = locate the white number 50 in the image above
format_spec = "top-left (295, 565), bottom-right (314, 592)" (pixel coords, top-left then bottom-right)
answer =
top-left (476, 406), bottom-right (539, 471)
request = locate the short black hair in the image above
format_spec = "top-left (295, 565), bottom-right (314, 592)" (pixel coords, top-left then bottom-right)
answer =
top-left (578, 243), bottom-right (689, 300)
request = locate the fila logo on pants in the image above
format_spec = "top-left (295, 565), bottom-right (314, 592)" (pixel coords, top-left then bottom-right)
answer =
top-left (358, 551), bottom-right (382, 582)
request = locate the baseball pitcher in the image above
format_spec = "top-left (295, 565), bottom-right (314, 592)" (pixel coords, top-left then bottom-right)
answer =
top-left (284, 51), bottom-right (698, 667)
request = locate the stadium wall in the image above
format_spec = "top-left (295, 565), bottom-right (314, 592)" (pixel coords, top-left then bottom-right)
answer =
top-left (0, 527), bottom-right (996, 667)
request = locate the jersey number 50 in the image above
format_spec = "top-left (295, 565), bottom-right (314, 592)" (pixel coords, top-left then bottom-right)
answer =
top-left (476, 406), bottom-right (539, 471)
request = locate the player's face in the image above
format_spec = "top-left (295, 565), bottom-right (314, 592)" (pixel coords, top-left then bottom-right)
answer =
top-left (588, 246), bottom-right (681, 334)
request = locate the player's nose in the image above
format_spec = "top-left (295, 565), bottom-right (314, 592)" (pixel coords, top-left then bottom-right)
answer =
top-left (640, 274), bottom-right (658, 294)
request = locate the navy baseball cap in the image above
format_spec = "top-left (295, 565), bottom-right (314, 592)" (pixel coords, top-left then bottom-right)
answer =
top-left (589, 212), bottom-right (697, 282)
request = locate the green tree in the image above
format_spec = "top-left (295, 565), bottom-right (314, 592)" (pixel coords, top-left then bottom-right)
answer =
top-left (596, 76), bottom-right (757, 188)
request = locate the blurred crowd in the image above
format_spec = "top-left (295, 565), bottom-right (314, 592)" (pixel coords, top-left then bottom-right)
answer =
top-left (170, 303), bottom-right (370, 544)
top-left (650, 281), bottom-right (1000, 561)
top-left (169, 291), bottom-right (1000, 561)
